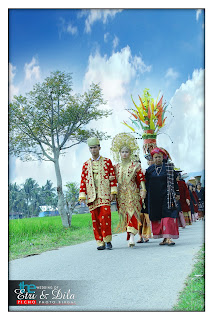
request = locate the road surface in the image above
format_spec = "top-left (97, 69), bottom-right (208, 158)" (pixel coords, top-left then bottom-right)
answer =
top-left (9, 220), bottom-right (204, 311)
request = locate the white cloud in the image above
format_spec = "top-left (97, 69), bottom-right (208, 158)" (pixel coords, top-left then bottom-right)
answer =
top-left (165, 67), bottom-right (179, 80)
top-left (13, 158), bottom-right (56, 186)
top-left (196, 9), bottom-right (202, 22)
top-left (9, 63), bottom-right (19, 101)
top-left (83, 45), bottom-right (151, 103)
top-left (58, 18), bottom-right (78, 37)
top-left (104, 32), bottom-right (109, 43)
top-left (82, 45), bottom-right (152, 169)
top-left (24, 57), bottom-right (41, 82)
top-left (13, 144), bottom-right (82, 188)
top-left (11, 45), bottom-right (152, 187)
top-left (112, 35), bottom-right (119, 50)
top-left (9, 57), bottom-right (42, 101)
top-left (11, 56), bottom-right (204, 190)
top-left (9, 63), bottom-right (16, 83)
top-left (163, 68), bottom-right (204, 173)
top-left (83, 9), bottom-right (122, 33)
top-left (67, 23), bottom-right (78, 35)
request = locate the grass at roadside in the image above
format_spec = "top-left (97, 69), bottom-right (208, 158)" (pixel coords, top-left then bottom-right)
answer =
top-left (9, 211), bottom-right (120, 260)
top-left (173, 245), bottom-right (205, 311)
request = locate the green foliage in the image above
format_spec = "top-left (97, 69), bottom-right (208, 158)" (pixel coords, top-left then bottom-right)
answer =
top-left (9, 212), bottom-right (120, 260)
top-left (9, 182), bottom-right (27, 214)
top-left (9, 70), bottom-right (112, 161)
top-left (40, 180), bottom-right (58, 207)
top-left (64, 182), bottom-right (80, 212)
top-left (173, 245), bottom-right (205, 311)
top-left (9, 179), bottom-right (58, 217)
top-left (9, 70), bottom-right (113, 226)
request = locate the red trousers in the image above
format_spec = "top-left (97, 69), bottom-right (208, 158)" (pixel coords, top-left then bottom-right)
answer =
top-left (90, 206), bottom-right (112, 245)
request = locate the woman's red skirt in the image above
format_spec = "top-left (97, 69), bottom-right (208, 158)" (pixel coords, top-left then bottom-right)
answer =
top-left (151, 217), bottom-right (179, 239)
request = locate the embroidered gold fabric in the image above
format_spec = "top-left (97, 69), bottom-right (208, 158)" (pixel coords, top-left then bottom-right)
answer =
top-left (82, 157), bottom-right (117, 210)
top-left (115, 161), bottom-right (143, 219)
top-left (89, 199), bottom-right (111, 211)
top-left (111, 186), bottom-right (117, 195)
top-left (127, 226), bottom-right (138, 235)
top-left (96, 240), bottom-right (105, 246)
top-left (103, 235), bottom-right (112, 242)
top-left (79, 192), bottom-right (86, 200)
top-left (86, 159), bottom-right (97, 203)
top-left (139, 213), bottom-right (152, 238)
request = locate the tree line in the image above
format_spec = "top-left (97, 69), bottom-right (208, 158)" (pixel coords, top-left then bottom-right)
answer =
top-left (9, 178), bottom-right (79, 218)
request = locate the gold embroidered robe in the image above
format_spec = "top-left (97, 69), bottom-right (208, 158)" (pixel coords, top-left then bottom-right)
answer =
top-left (114, 161), bottom-right (145, 219)
top-left (79, 156), bottom-right (117, 210)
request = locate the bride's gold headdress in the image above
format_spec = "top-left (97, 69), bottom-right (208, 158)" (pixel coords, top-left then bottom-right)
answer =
top-left (110, 132), bottom-right (140, 163)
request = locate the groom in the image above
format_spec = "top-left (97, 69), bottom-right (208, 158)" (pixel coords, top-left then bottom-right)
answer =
top-left (79, 137), bottom-right (117, 250)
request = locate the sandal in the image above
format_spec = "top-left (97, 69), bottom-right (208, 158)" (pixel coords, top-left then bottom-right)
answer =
top-left (159, 239), bottom-right (167, 245)
top-left (137, 239), bottom-right (144, 243)
top-left (167, 239), bottom-right (175, 246)
top-left (144, 239), bottom-right (149, 243)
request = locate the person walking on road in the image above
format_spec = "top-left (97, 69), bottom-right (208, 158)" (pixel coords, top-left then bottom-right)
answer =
top-left (188, 183), bottom-right (197, 223)
top-left (110, 133), bottom-right (146, 247)
top-left (137, 156), bottom-right (153, 244)
top-left (79, 137), bottom-right (117, 250)
top-left (192, 185), bottom-right (199, 220)
top-left (196, 182), bottom-right (205, 220)
top-left (145, 147), bottom-right (180, 246)
top-left (176, 171), bottom-right (191, 226)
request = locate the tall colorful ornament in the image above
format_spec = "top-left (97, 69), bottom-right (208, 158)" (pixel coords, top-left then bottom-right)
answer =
top-left (122, 88), bottom-right (168, 157)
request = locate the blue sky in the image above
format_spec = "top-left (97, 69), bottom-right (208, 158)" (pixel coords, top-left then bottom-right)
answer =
top-left (9, 8), bottom-right (205, 187)
top-left (9, 9), bottom-right (204, 95)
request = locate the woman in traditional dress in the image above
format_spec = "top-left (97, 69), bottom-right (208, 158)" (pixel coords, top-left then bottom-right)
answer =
top-left (110, 133), bottom-right (146, 247)
top-left (137, 157), bottom-right (153, 243)
top-left (192, 185), bottom-right (199, 220)
top-left (188, 184), bottom-right (197, 222)
top-left (196, 182), bottom-right (205, 219)
top-left (176, 171), bottom-right (191, 226)
top-left (145, 147), bottom-right (180, 245)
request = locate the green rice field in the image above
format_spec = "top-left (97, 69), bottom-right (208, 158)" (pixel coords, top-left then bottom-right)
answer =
top-left (9, 212), bottom-right (120, 260)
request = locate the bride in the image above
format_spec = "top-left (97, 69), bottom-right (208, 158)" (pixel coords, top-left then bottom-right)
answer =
top-left (110, 133), bottom-right (146, 247)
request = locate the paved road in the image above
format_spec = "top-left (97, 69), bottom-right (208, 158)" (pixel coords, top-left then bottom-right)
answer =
top-left (9, 220), bottom-right (204, 311)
